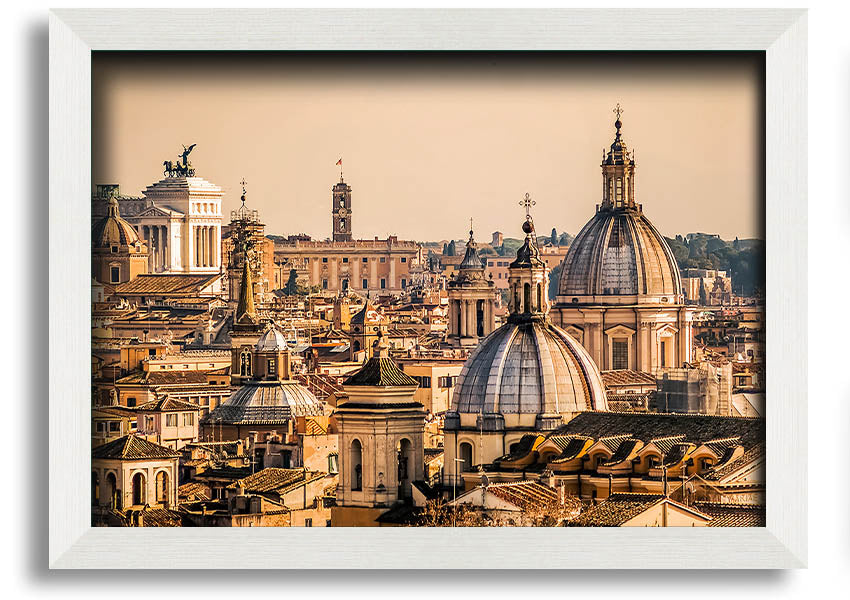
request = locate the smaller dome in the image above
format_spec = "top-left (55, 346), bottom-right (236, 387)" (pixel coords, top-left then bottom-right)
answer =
top-left (202, 381), bottom-right (323, 425)
top-left (92, 197), bottom-right (142, 249)
top-left (256, 325), bottom-right (287, 351)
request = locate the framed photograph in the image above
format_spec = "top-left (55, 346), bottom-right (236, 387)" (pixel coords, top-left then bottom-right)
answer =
top-left (50, 9), bottom-right (806, 568)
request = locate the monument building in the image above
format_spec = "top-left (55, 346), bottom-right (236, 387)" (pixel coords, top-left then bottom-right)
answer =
top-left (552, 109), bottom-right (694, 372)
top-left (93, 145), bottom-right (224, 276)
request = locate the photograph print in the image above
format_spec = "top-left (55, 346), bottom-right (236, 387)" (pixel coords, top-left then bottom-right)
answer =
top-left (89, 52), bottom-right (765, 528)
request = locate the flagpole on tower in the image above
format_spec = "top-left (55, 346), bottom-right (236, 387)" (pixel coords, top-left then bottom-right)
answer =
top-left (336, 157), bottom-right (343, 182)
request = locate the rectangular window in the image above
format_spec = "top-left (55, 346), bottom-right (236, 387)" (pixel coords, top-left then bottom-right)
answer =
top-left (322, 257), bottom-right (328, 263)
top-left (401, 278), bottom-right (407, 289)
top-left (166, 414), bottom-right (178, 427)
top-left (660, 340), bottom-right (667, 367)
top-left (267, 358), bottom-right (276, 375)
top-left (96, 422), bottom-right (105, 433)
top-left (401, 257), bottom-right (407, 263)
top-left (362, 279), bottom-right (368, 289)
top-left (379, 257), bottom-right (386, 263)
top-left (322, 279), bottom-right (328, 289)
top-left (342, 257), bottom-right (348, 263)
top-left (612, 339), bottom-right (628, 370)
top-left (111, 245), bottom-right (118, 254)
top-left (380, 279), bottom-right (386, 289)
top-left (183, 413), bottom-right (194, 426)
top-left (438, 376), bottom-right (455, 388)
top-left (328, 453), bottom-right (339, 474)
top-left (362, 258), bottom-right (368, 263)
top-left (305, 518), bottom-right (312, 527)
top-left (145, 416), bottom-right (154, 430)
top-left (108, 421), bottom-right (120, 433)
top-left (110, 266), bottom-right (120, 283)
top-left (616, 177), bottom-right (623, 202)
top-left (126, 397), bottom-right (136, 407)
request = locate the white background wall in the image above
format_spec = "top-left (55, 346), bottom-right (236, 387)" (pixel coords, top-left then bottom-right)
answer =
top-left (3, 0), bottom-right (845, 596)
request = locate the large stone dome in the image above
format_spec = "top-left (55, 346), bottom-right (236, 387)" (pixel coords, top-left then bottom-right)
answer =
top-left (557, 209), bottom-right (682, 303)
top-left (453, 319), bottom-right (608, 423)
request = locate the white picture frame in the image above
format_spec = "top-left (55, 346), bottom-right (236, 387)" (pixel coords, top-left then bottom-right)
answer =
top-left (49, 8), bottom-right (807, 569)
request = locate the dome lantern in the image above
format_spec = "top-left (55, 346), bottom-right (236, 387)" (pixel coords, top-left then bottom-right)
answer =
top-left (507, 195), bottom-right (549, 321)
top-left (600, 104), bottom-right (638, 212)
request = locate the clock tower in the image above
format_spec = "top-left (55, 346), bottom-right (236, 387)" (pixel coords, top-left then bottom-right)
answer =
top-left (332, 175), bottom-right (353, 242)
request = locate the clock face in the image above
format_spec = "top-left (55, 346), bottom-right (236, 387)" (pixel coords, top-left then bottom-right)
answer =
top-left (337, 207), bottom-right (348, 217)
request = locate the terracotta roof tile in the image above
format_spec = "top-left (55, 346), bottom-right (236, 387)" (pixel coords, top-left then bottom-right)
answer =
top-left (695, 502), bottom-right (765, 527)
top-left (92, 435), bottom-right (180, 460)
top-left (568, 493), bottom-right (665, 527)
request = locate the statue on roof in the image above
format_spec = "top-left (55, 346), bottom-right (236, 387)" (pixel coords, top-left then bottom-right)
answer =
top-left (163, 143), bottom-right (197, 177)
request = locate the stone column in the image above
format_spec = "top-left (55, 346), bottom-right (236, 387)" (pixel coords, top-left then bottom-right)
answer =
top-left (162, 226), bottom-right (169, 271)
top-left (466, 300), bottom-right (475, 338)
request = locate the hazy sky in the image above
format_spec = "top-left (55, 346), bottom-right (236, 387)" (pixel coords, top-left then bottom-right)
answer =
top-left (93, 52), bottom-right (764, 242)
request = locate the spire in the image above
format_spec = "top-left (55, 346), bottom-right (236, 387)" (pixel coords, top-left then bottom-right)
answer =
top-left (235, 251), bottom-right (256, 322)
top-left (458, 220), bottom-right (486, 271)
top-left (510, 195), bottom-right (543, 269)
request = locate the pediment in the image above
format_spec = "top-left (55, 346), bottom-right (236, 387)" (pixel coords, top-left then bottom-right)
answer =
top-left (136, 205), bottom-right (182, 218)
top-left (604, 324), bottom-right (636, 337)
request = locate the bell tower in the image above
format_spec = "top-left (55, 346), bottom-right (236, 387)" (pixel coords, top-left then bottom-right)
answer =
top-left (332, 173), bottom-right (352, 242)
top-left (446, 220), bottom-right (498, 347)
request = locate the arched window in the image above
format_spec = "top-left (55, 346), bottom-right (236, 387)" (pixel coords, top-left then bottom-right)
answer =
top-left (131, 472), bottom-right (146, 506)
top-left (351, 439), bottom-right (363, 491)
top-left (155, 471), bottom-right (169, 505)
top-left (523, 283), bottom-right (531, 313)
top-left (91, 471), bottom-right (100, 506)
top-left (536, 283), bottom-right (542, 312)
top-left (476, 299), bottom-right (485, 337)
top-left (397, 439), bottom-right (413, 498)
top-left (459, 442), bottom-right (473, 473)
top-left (456, 300), bottom-right (462, 335)
top-left (240, 350), bottom-right (252, 377)
top-left (353, 340), bottom-right (361, 353)
top-left (106, 472), bottom-right (118, 509)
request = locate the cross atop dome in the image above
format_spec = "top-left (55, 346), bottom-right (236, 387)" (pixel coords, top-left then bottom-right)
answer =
top-left (519, 192), bottom-right (536, 219)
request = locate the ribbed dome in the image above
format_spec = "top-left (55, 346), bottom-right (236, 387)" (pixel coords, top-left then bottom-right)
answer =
top-left (557, 209), bottom-right (682, 301)
top-left (202, 382), bottom-right (323, 425)
top-left (92, 197), bottom-right (142, 249)
top-left (256, 325), bottom-right (287, 351)
top-left (453, 319), bottom-right (607, 419)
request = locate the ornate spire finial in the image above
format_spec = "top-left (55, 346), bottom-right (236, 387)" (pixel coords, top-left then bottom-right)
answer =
top-left (519, 192), bottom-right (536, 219)
top-left (469, 217), bottom-right (474, 239)
top-left (239, 178), bottom-right (247, 204)
top-left (613, 103), bottom-right (623, 138)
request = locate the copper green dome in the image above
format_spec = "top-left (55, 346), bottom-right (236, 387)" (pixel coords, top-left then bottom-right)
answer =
top-left (92, 196), bottom-right (143, 249)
